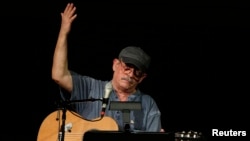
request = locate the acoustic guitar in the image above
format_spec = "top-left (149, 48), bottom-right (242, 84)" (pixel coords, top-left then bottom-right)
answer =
top-left (37, 110), bottom-right (118, 141)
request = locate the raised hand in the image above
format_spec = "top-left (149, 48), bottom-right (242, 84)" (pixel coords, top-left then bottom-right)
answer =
top-left (60, 3), bottom-right (77, 34)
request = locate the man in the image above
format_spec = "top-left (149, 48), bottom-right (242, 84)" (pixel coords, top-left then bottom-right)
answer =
top-left (52, 3), bottom-right (163, 132)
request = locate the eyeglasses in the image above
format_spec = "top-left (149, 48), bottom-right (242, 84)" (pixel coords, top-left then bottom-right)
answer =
top-left (119, 60), bottom-right (145, 79)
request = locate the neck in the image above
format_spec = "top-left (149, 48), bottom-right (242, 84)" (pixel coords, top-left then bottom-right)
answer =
top-left (115, 89), bottom-right (136, 101)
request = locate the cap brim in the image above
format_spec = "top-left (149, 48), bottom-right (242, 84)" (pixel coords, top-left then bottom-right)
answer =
top-left (121, 57), bottom-right (146, 72)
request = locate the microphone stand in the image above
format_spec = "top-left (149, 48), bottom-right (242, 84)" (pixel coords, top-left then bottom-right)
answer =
top-left (57, 98), bottom-right (103, 141)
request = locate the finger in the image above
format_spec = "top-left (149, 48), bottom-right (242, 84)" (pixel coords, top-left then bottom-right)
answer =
top-left (69, 6), bottom-right (76, 17)
top-left (63, 3), bottom-right (71, 14)
top-left (64, 3), bottom-right (74, 15)
top-left (70, 14), bottom-right (77, 22)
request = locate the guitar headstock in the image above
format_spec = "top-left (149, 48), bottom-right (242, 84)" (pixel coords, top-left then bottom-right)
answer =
top-left (175, 130), bottom-right (204, 141)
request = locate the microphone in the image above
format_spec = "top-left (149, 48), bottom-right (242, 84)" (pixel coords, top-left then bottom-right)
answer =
top-left (101, 82), bottom-right (112, 117)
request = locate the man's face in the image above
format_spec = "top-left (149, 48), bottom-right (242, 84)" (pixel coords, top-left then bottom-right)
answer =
top-left (112, 59), bottom-right (146, 90)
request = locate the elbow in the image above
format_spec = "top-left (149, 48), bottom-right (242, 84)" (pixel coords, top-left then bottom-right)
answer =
top-left (51, 70), bottom-right (62, 83)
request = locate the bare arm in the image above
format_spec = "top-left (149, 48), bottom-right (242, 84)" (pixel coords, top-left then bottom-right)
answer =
top-left (52, 3), bottom-right (77, 92)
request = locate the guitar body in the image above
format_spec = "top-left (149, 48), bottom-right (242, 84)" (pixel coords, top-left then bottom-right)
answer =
top-left (37, 110), bottom-right (118, 141)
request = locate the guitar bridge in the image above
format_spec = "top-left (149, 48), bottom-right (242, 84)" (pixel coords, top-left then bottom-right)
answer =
top-left (64, 122), bottom-right (72, 132)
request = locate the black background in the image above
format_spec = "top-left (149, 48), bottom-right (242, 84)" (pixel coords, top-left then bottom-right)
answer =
top-left (1, 1), bottom-right (249, 141)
